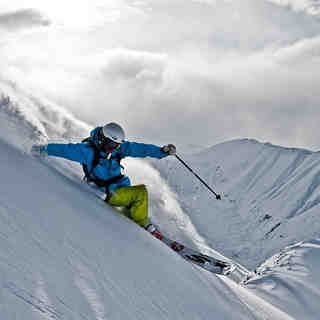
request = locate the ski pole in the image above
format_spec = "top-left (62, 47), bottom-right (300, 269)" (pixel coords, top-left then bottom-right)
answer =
top-left (175, 155), bottom-right (221, 200)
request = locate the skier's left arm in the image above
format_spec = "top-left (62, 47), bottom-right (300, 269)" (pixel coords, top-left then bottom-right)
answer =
top-left (119, 141), bottom-right (176, 159)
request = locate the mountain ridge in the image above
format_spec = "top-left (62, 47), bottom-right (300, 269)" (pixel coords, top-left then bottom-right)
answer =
top-left (151, 135), bottom-right (320, 269)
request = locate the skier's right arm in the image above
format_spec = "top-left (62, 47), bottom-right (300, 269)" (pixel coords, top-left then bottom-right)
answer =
top-left (48, 143), bottom-right (94, 164)
top-left (32, 143), bottom-right (92, 165)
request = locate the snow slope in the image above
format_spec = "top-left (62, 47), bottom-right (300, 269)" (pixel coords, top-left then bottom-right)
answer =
top-left (1, 79), bottom-right (320, 319)
top-left (246, 239), bottom-right (320, 320)
top-left (0, 95), bottom-right (255, 319)
top-left (0, 81), bottom-right (271, 319)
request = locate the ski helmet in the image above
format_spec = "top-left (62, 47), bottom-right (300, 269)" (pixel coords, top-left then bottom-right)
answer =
top-left (101, 122), bottom-right (125, 144)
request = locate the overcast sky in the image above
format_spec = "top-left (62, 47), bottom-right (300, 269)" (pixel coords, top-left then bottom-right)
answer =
top-left (0, 0), bottom-right (320, 150)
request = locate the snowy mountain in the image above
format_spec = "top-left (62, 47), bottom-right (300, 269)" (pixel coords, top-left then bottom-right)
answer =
top-left (152, 139), bottom-right (320, 268)
top-left (1, 79), bottom-right (320, 319)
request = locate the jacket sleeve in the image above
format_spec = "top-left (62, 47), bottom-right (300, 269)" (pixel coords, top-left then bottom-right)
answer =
top-left (47, 143), bottom-right (93, 165)
top-left (119, 141), bottom-right (168, 159)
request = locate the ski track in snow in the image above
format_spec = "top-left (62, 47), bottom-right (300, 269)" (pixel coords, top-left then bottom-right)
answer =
top-left (34, 275), bottom-right (58, 320)
top-left (4, 282), bottom-right (63, 319)
top-left (74, 262), bottom-right (107, 320)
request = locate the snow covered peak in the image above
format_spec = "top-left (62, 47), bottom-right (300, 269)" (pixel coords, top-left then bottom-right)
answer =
top-left (153, 137), bottom-right (320, 270)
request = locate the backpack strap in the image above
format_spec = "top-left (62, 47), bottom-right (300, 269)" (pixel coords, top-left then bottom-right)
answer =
top-left (81, 137), bottom-right (124, 190)
top-left (81, 137), bottom-right (101, 181)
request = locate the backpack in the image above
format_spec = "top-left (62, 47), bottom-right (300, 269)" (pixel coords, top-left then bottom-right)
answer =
top-left (81, 137), bottom-right (124, 189)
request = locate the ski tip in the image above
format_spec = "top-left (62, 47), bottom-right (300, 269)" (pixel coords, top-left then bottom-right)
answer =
top-left (223, 264), bottom-right (237, 275)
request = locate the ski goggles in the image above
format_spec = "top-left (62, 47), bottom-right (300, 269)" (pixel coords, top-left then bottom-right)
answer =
top-left (97, 129), bottom-right (121, 150)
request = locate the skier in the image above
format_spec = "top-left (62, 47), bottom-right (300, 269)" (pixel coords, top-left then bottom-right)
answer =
top-left (31, 123), bottom-right (176, 238)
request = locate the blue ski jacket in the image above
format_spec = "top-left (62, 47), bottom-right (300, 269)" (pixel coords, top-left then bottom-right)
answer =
top-left (47, 127), bottom-right (168, 193)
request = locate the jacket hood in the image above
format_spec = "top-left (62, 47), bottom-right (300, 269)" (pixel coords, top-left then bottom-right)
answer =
top-left (89, 126), bottom-right (102, 149)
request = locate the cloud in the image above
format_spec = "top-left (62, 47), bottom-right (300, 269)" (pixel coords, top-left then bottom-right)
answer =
top-left (0, 9), bottom-right (50, 31)
top-left (1, 0), bottom-right (320, 151)
top-left (48, 49), bottom-right (170, 138)
top-left (7, 41), bottom-right (319, 150)
top-left (266, 0), bottom-right (320, 16)
top-left (273, 35), bottom-right (320, 65)
top-left (44, 42), bottom-right (318, 150)
top-left (191, 0), bottom-right (320, 16)
top-left (101, 49), bottom-right (167, 83)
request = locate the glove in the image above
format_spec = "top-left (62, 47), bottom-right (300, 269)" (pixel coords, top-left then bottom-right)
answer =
top-left (31, 144), bottom-right (48, 156)
top-left (161, 144), bottom-right (176, 156)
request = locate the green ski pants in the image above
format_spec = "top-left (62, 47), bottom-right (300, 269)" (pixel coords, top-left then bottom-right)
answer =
top-left (108, 184), bottom-right (149, 227)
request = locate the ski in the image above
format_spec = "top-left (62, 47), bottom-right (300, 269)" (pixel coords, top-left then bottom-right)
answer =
top-left (94, 192), bottom-right (236, 276)
top-left (156, 233), bottom-right (236, 276)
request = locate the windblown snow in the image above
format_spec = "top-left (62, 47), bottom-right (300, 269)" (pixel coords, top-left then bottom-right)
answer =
top-left (1, 80), bottom-right (320, 319)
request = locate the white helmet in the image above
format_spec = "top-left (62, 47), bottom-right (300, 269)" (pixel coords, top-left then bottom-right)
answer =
top-left (102, 122), bottom-right (125, 143)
